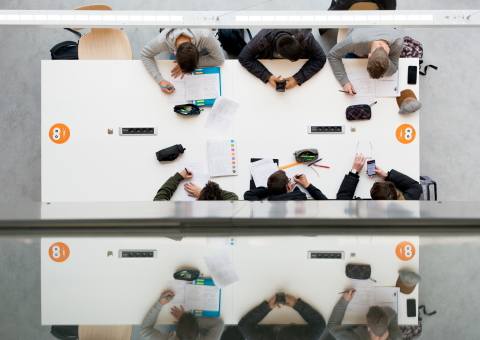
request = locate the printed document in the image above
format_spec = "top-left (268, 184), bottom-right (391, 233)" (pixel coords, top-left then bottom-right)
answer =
top-left (167, 80), bottom-right (188, 105)
top-left (375, 70), bottom-right (400, 97)
top-left (204, 97), bottom-right (240, 135)
top-left (348, 70), bottom-right (375, 105)
top-left (185, 73), bottom-right (220, 101)
top-left (346, 279), bottom-right (374, 314)
top-left (185, 284), bottom-right (220, 311)
top-left (282, 164), bottom-right (312, 199)
top-left (374, 287), bottom-right (399, 315)
top-left (208, 139), bottom-right (238, 177)
top-left (204, 249), bottom-right (240, 288)
top-left (166, 280), bottom-right (187, 309)
top-left (180, 173), bottom-right (211, 201)
top-left (249, 158), bottom-right (278, 188)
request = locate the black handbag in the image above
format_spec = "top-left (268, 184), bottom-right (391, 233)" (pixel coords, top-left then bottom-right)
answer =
top-left (50, 41), bottom-right (79, 60)
top-left (345, 264), bottom-right (376, 282)
top-left (156, 144), bottom-right (185, 162)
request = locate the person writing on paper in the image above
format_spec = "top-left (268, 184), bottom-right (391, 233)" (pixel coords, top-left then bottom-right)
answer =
top-left (328, 28), bottom-right (403, 95)
top-left (140, 29), bottom-right (225, 94)
top-left (244, 170), bottom-right (327, 201)
top-left (238, 294), bottom-right (326, 340)
top-left (336, 154), bottom-right (422, 200)
top-left (153, 169), bottom-right (238, 201)
top-left (140, 291), bottom-right (224, 340)
top-left (320, 289), bottom-right (401, 340)
top-left (238, 29), bottom-right (326, 90)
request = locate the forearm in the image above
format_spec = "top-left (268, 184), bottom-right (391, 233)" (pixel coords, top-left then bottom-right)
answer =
top-left (198, 317), bottom-right (225, 340)
top-left (306, 184), bottom-right (328, 200)
top-left (385, 42), bottom-right (403, 77)
top-left (327, 298), bottom-right (348, 327)
top-left (293, 299), bottom-right (326, 338)
top-left (198, 34), bottom-right (225, 67)
top-left (140, 38), bottom-right (166, 84)
top-left (328, 49), bottom-right (350, 86)
top-left (238, 301), bottom-right (271, 338)
top-left (140, 302), bottom-right (167, 340)
top-left (238, 44), bottom-right (272, 83)
top-left (153, 173), bottom-right (183, 201)
top-left (244, 187), bottom-right (269, 201)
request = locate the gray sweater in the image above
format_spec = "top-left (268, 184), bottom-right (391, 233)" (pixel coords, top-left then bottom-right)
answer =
top-left (328, 28), bottom-right (404, 86)
top-left (140, 301), bottom-right (224, 340)
top-left (140, 28), bottom-right (225, 84)
top-left (326, 299), bottom-right (402, 340)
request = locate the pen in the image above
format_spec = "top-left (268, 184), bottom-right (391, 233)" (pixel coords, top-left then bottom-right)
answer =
top-left (185, 168), bottom-right (190, 175)
top-left (295, 174), bottom-right (303, 179)
top-left (339, 289), bottom-right (356, 294)
top-left (314, 164), bottom-right (330, 169)
top-left (339, 90), bottom-right (349, 93)
top-left (159, 295), bottom-right (174, 300)
top-left (160, 85), bottom-right (173, 90)
top-left (307, 158), bottom-right (323, 167)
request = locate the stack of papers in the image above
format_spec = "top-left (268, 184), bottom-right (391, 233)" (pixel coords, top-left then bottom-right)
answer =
top-left (374, 287), bottom-right (400, 315)
top-left (167, 73), bottom-right (220, 105)
top-left (166, 280), bottom-right (220, 312)
top-left (347, 70), bottom-right (375, 105)
top-left (346, 279), bottom-right (375, 314)
top-left (204, 249), bottom-right (240, 288)
top-left (249, 158), bottom-right (279, 188)
top-left (375, 70), bottom-right (400, 97)
top-left (204, 97), bottom-right (240, 136)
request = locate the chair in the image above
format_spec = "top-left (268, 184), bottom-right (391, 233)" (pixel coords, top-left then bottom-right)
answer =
top-left (419, 175), bottom-right (438, 201)
top-left (70, 4), bottom-right (132, 60)
top-left (78, 325), bottom-right (132, 340)
top-left (337, 2), bottom-right (380, 43)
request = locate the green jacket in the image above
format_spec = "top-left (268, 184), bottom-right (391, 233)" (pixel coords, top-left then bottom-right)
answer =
top-left (153, 172), bottom-right (239, 201)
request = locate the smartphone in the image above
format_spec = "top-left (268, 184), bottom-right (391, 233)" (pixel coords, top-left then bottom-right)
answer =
top-left (408, 66), bottom-right (417, 85)
top-left (367, 160), bottom-right (376, 176)
top-left (407, 299), bottom-right (416, 317)
top-left (276, 80), bottom-right (286, 92)
top-left (275, 293), bottom-right (286, 304)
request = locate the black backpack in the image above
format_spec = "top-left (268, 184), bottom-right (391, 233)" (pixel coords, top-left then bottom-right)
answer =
top-left (50, 41), bottom-right (79, 60)
top-left (216, 29), bottom-right (252, 55)
top-left (50, 325), bottom-right (78, 340)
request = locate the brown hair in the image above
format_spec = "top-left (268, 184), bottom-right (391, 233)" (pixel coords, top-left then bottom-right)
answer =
top-left (176, 312), bottom-right (200, 340)
top-left (367, 47), bottom-right (390, 79)
top-left (370, 181), bottom-right (397, 200)
top-left (267, 170), bottom-right (289, 196)
top-left (276, 35), bottom-right (303, 61)
top-left (366, 306), bottom-right (389, 337)
top-left (198, 181), bottom-right (224, 200)
top-left (176, 42), bottom-right (199, 74)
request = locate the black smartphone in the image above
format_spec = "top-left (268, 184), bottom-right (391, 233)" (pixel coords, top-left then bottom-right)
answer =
top-left (276, 80), bottom-right (286, 92)
top-left (275, 292), bottom-right (286, 304)
top-left (407, 299), bottom-right (416, 317)
top-left (367, 160), bottom-right (376, 176)
top-left (408, 66), bottom-right (417, 85)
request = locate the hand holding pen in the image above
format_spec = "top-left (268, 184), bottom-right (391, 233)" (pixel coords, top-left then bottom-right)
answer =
top-left (159, 291), bottom-right (175, 305)
top-left (341, 288), bottom-right (356, 302)
top-left (180, 168), bottom-right (193, 179)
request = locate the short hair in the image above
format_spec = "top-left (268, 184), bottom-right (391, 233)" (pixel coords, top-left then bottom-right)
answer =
top-left (367, 47), bottom-right (390, 79)
top-left (276, 35), bottom-right (303, 61)
top-left (277, 324), bottom-right (305, 340)
top-left (176, 312), bottom-right (199, 340)
top-left (198, 181), bottom-right (224, 200)
top-left (267, 170), bottom-right (289, 196)
top-left (366, 306), bottom-right (389, 337)
top-left (220, 326), bottom-right (245, 340)
top-left (370, 181), bottom-right (397, 200)
top-left (176, 42), bottom-right (199, 74)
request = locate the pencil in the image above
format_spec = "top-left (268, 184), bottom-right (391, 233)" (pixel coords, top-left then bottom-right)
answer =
top-left (314, 164), bottom-right (330, 169)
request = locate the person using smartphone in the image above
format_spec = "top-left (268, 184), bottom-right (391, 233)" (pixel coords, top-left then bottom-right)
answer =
top-left (336, 153), bottom-right (422, 200)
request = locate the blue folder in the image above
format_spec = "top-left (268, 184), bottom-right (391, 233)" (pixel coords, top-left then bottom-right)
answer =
top-left (192, 278), bottom-right (221, 317)
top-left (192, 67), bottom-right (221, 107)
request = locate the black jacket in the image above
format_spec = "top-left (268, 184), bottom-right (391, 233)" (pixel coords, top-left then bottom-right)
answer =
top-left (336, 169), bottom-right (422, 200)
top-left (244, 185), bottom-right (328, 201)
top-left (238, 300), bottom-right (326, 340)
top-left (238, 29), bottom-right (327, 85)
top-left (327, 0), bottom-right (396, 11)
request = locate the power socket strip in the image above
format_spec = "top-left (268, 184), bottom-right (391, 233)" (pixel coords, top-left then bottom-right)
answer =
top-left (307, 251), bottom-right (345, 259)
top-left (307, 126), bottom-right (345, 134)
top-left (118, 249), bottom-right (158, 258)
top-left (119, 127), bottom-right (158, 135)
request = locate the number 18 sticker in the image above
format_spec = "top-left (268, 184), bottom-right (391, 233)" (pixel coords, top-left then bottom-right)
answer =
top-left (395, 241), bottom-right (415, 261)
top-left (49, 242), bottom-right (70, 262)
top-left (49, 124), bottom-right (70, 144)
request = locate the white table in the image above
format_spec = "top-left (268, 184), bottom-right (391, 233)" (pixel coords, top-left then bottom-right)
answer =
top-left (41, 236), bottom-right (419, 325)
top-left (41, 59), bottom-right (419, 202)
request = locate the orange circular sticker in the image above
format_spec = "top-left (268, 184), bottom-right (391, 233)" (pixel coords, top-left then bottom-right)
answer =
top-left (395, 241), bottom-right (415, 261)
top-left (396, 124), bottom-right (416, 144)
top-left (49, 242), bottom-right (70, 262)
top-left (49, 124), bottom-right (70, 144)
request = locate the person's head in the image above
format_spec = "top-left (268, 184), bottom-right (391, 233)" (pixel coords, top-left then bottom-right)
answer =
top-left (276, 35), bottom-right (303, 61)
top-left (367, 47), bottom-right (389, 79)
top-left (220, 326), bottom-right (245, 340)
top-left (175, 312), bottom-right (199, 340)
top-left (176, 42), bottom-right (200, 74)
top-left (198, 181), bottom-right (224, 200)
top-left (276, 324), bottom-right (305, 340)
top-left (366, 306), bottom-right (389, 338)
top-left (370, 181), bottom-right (398, 200)
top-left (267, 170), bottom-right (292, 195)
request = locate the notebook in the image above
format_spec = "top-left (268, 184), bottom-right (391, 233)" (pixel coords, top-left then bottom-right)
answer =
top-left (207, 139), bottom-right (237, 177)
top-left (192, 278), bottom-right (221, 317)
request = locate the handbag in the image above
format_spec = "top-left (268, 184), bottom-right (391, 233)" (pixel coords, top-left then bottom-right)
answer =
top-left (345, 264), bottom-right (376, 282)
top-left (156, 144), bottom-right (185, 162)
top-left (346, 102), bottom-right (377, 121)
top-left (174, 104), bottom-right (203, 116)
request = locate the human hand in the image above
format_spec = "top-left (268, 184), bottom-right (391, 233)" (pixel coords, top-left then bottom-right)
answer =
top-left (159, 291), bottom-right (175, 305)
top-left (268, 296), bottom-right (281, 309)
top-left (284, 294), bottom-right (297, 307)
top-left (180, 168), bottom-right (194, 179)
top-left (343, 288), bottom-right (356, 302)
top-left (184, 182), bottom-right (202, 197)
top-left (171, 305), bottom-right (185, 320)
top-left (352, 153), bottom-right (365, 172)
top-left (159, 80), bottom-right (175, 94)
top-left (171, 62), bottom-right (186, 79)
top-left (268, 75), bottom-right (281, 88)
top-left (284, 76), bottom-right (298, 90)
top-left (343, 82), bottom-right (357, 96)
top-left (293, 174), bottom-right (310, 188)
top-left (367, 165), bottom-right (387, 180)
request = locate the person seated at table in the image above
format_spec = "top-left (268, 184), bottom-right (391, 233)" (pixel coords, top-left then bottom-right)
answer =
top-left (220, 326), bottom-right (244, 340)
top-left (238, 294), bottom-right (326, 340)
top-left (140, 291), bottom-right (224, 340)
top-left (244, 170), bottom-right (327, 201)
top-left (140, 28), bottom-right (225, 94)
top-left (336, 153), bottom-right (422, 200)
top-left (328, 28), bottom-right (403, 95)
top-left (238, 29), bottom-right (326, 90)
top-left (320, 289), bottom-right (401, 340)
top-left (153, 169), bottom-right (238, 201)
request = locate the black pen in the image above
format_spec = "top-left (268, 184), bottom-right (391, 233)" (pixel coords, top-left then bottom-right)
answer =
top-left (339, 90), bottom-right (349, 93)
top-left (295, 174), bottom-right (303, 179)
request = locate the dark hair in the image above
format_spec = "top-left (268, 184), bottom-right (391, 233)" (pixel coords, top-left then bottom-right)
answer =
top-left (267, 170), bottom-right (289, 196)
top-left (370, 181), bottom-right (397, 200)
top-left (176, 42), bottom-right (199, 74)
top-left (198, 181), bottom-right (224, 200)
top-left (277, 324), bottom-right (305, 340)
top-left (367, 47), bottom-right (389, 79)
top-left (220, 326), bottom-right (245, 340)
top-left (276, 35), bottom-right (303, 61)
top-left (176, 312), bottom-right (199, 340)
top-left (366, 306), bottom-right (389, 337)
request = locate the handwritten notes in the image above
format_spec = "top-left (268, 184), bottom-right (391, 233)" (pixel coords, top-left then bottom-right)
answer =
top-left (204, 249), bottom-right (240, 288)
top-left (204, 97), bottom-right (240, 135)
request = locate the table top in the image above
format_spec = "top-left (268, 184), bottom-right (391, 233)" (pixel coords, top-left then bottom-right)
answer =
top-left (41, 236), bottom-right (419, 326)
top-left (41, 58), bottom-right (419, 202)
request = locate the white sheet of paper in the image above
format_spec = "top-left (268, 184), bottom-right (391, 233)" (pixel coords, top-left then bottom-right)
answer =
top-left (208, 139), bottom-right (238, 177)
top-left (374, 287), bottom-right (399, 315)
top-left (348, 70), bottom-right (375, 105)
top-left (180, 172), bottom-right (211, 201)
top-left (167, 80), bottom-right (188, 105)
top-left (185, 284), bottom-right (220, 311)
top-left (375, 70), bottom-right (400, 97)
top-left (346, 279), bottom-right (374, 314)
top-left (249, 158), bottom-right (278, 188)
top-left (204, 97), bottom-right (240, 136)
top-left (204, 249), bottom-right (240, 288)
top-left (207, 236), bottom-right (237, 247)
top-left (166, 280), bottom-right (187, 309)
top-left (184, 73), bottom-right (220, 101)
top-left (179, 161), bottom-right (205, 175)
top-left (282, 164), bottom-right (312, 199)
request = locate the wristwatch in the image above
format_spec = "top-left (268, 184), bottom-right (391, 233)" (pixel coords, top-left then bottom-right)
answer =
top-left (350, 169), bottom-right (358, 175)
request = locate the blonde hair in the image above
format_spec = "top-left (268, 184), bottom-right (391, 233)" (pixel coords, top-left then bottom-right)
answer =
top-left (367, 47), bottom-right (390, 79)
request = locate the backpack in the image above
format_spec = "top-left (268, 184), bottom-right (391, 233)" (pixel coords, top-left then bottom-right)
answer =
top-left (400, 36), bottom-right (437, 76)
top-left (50, 325), bottom-right (79, 340)
top-left (216, 29), bottom-right (252, 55)
top-left (50, 41), bottom-right (79, 60)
